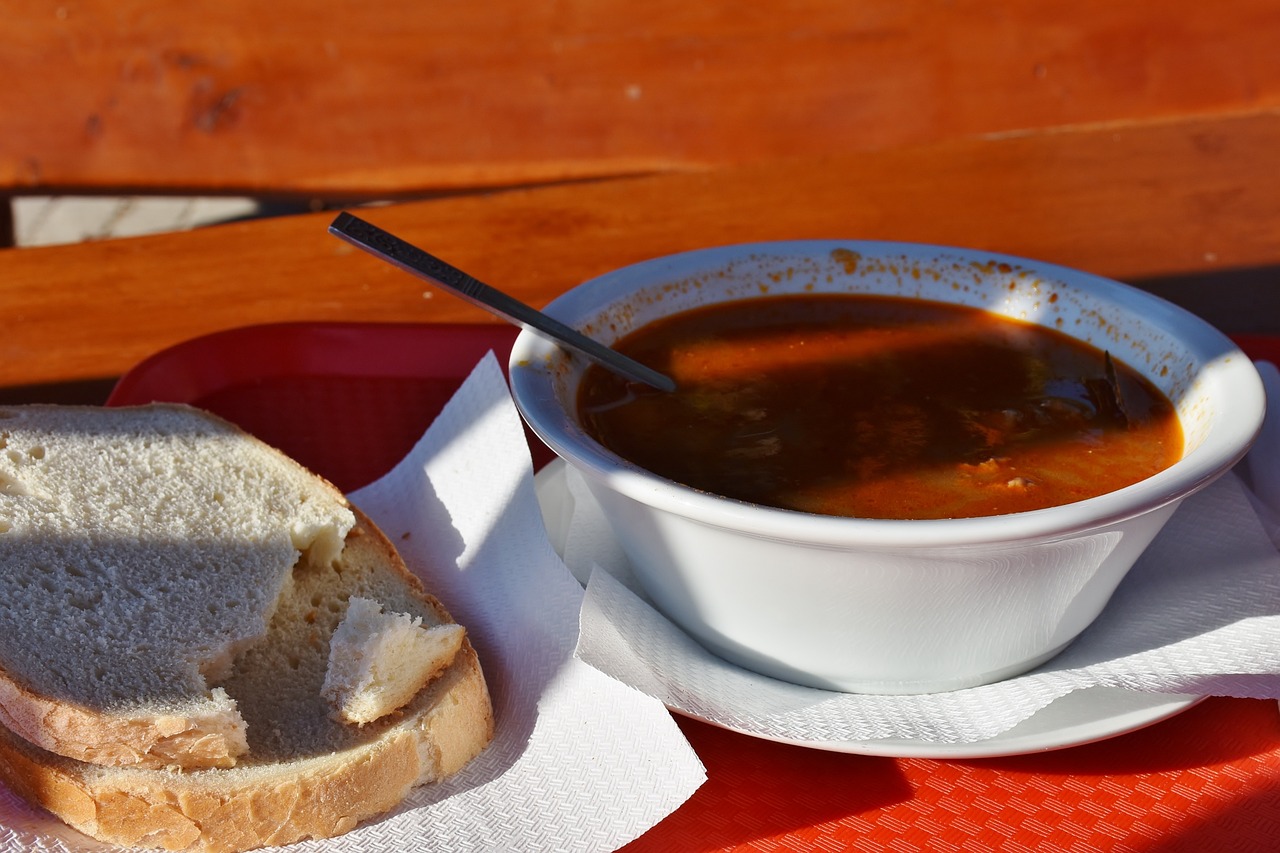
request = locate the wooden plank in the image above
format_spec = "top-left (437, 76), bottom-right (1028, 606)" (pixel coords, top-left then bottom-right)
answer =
top-left (3, 0), bottom-right (1280, 195)
top-left (1, 109), bottom-right (1279, 392)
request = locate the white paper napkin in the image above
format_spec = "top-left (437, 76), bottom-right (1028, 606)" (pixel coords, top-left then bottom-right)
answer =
top-left (567, 362), bottom-right (1280, 747)
top-left (0, 354), bottom-right (705, 852)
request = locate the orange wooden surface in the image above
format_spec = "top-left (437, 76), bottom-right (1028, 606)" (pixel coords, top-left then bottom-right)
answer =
top-left (2, 109), bottom-right (1280, 396)
top-left (3, 0), bottom-right (1280, 196)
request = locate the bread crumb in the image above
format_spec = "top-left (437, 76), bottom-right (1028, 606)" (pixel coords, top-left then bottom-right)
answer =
top-left (322, 597), bottom-right (465, 726)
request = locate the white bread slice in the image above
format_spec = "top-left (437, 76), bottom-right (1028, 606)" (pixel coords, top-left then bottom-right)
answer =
top-left (322, 596), bottom-right (466, 726)
top-left (0, 506), bottom-right (494, 852)
top-left (0, 403), bottom-right (355, 769)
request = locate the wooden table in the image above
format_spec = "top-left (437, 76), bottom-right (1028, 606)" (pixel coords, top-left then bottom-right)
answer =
top-left (4, 107), bottom-right (1280, 402)
top-left (3, 76), bottom-right (1280, 852)
top-left (5, 0), bottom-right (1280, 199)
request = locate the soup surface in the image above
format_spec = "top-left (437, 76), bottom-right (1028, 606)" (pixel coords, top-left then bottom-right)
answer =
top-left (577, 294), bottom-right (1183, 519)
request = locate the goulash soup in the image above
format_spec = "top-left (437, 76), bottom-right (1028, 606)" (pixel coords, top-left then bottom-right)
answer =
top-left (577, 295), bottom-right (1182, 520)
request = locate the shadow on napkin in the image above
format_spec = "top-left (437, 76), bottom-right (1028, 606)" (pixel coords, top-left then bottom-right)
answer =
top-left (346, 353), bottom-right (705, 852)
top-left (350, 424), bottom-right (538, 823)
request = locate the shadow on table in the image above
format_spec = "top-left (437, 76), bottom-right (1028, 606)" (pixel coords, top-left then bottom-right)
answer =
top-left (947, 697), bottom-right (1280, 850)
top-left (961, 697), bottom-right (1280, 777)
top-left (1142, 785), bottom-right (1280, 853)
top-left (1134, 264), bottom-right (1280, 337)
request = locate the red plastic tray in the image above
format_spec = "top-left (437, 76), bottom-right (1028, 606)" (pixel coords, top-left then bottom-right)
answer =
top-left (109, 322), bottom-right (1280, 852)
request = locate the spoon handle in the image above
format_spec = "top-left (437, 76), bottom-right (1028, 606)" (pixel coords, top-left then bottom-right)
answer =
top-left (329, 213), bottom-right (675, 392)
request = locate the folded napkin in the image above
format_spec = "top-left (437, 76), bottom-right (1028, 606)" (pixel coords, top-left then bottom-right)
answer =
top-left (0, 354), bottom-right (706, 853)
top-left (564, 362), bottom-right (1280, 747)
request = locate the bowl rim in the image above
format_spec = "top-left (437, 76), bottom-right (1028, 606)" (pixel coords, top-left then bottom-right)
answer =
top-left (509, 240), bottom-right (1266, 548)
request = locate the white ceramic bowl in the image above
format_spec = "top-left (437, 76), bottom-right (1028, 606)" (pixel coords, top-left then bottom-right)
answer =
top-left (509, 242), bottom-right (1265, 694)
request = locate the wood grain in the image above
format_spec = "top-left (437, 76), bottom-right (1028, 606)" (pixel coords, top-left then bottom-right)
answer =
top-left (2, 109), bottom-right (1279, 397)
top-left (4, 0), bottom-right (1280, 195)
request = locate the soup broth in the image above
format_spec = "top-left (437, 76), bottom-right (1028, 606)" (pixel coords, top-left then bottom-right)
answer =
top-left (577, 294), bottom-right (1183, 520)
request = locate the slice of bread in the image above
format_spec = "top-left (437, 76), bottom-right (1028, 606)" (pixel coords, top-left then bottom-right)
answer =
top-left (322, 597), bottom-right (467, 726)
top-left (0, 506), bottom-right (493, 852)
top-left (0, 403), bottom-right (356, 770)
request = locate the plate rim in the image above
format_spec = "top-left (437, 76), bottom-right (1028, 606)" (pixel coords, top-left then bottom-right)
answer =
top-left (669, 690), bottom-right (1204, 759)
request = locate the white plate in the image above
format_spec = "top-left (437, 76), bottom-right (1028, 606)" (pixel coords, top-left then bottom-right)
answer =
top-left (535, 459), bottom-right (1203, 759)
top-left (724, 686), bottom-right (1203, 758)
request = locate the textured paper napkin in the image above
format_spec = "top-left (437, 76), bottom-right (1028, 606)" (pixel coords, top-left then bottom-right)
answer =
top-left (0, 354), bottom-right (705, 852)
top-left (565, 362), bottom-right (1280, 747)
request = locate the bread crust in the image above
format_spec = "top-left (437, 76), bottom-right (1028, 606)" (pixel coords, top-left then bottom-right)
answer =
top-left (0, 675), bottom-right (246, 769)
top-left (0, 507), bottom-right (494, 852)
